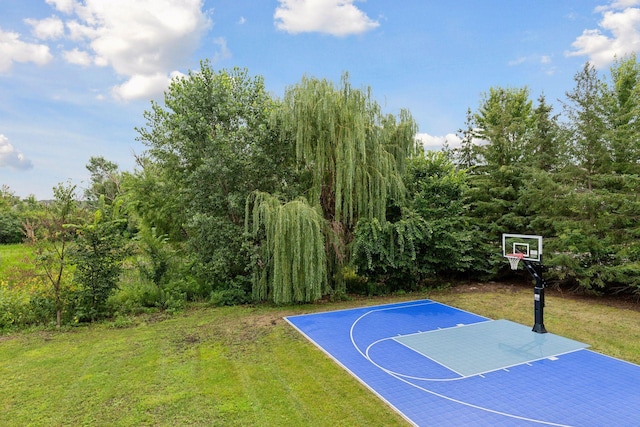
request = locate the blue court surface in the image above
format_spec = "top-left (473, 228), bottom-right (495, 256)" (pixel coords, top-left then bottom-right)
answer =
top-left (285, 299), bottom-right (640, 426)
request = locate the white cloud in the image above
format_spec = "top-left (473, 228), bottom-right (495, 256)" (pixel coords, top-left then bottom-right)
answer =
top-left (25, 16), bottom-right (65, 40)
top-left (567, 3), bottom-right (640, 68)
top-left (416, 133), bottom-right (462, 151)
top-left (46, 0), bottom-right (77, 14)
top-left (63, 47), bottom-right (92, 65)
top-left (508, 54), bottom-right (553, 66)
top-left (507, 53), bottom-right (556, 75)
top-left (212, 37), bottom-right (231, 64)
top-left (32, 0), bottom-right (211, 101)
top-left (0, 134), bottom-right (33, 170)
top-left (85, 1), bottom-right (209, 75)
top-left (66, 20), bottom-right (99, 41)
top-left (508, 57), bottom-right (527, 66)
top-left (274, 0), bottom-right (379, 36)
top-left (595, 0), bottom-right (640, 13)
top-left (0, 28), bottom-right (53, 72)
top-left (112, 71), bottom-right (185, 101)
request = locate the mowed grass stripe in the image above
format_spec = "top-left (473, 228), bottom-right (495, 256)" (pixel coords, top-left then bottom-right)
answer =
top-left (0, 306), bottom-right (407, 426)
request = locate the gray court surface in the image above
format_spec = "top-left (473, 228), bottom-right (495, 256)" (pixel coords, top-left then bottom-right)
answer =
top-left (394, 319), bottom-right (589, 377)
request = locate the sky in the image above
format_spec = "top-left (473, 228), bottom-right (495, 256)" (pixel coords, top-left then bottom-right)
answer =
top-left (1, 0), bottom-right (639, 199)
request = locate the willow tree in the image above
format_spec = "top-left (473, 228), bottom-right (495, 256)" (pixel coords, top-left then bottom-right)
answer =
top-left (247, 193), bottom-right (327, 304)
top-left (247, 74), bottom-right (417, 302)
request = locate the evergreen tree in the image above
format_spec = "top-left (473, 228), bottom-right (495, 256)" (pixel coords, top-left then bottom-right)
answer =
top-left (563, 62), bottom-right (610, 185)
top-left (529, 94), bottom-right (567, 172)
top-left (454, 108), bottom-right (479, 170)
top-left (473, 86), bottom-right (534, 168)
top-left (605, 54), bottom-right (640, 174)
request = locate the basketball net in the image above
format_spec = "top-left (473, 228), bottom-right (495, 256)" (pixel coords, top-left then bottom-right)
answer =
top-left (506, 253), bottom-right (524, 270)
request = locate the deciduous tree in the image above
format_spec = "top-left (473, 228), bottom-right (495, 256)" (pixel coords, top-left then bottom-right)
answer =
top-left (136, 62), bottom-right (294, 294)
top-left (84, 156), bottom-right (122, 204)
top-left (33, 182), bottom-right (82, 327)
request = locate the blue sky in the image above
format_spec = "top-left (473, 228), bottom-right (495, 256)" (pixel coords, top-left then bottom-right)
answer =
top-left (1, 0), bottom-right (637, 199)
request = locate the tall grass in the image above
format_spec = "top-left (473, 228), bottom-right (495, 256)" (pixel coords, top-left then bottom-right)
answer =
top-left (0, 244), bottom-right (52, 329)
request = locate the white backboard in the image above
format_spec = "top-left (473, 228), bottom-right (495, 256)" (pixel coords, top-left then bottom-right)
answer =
top-left (502, 234), bottom-right (543, 262)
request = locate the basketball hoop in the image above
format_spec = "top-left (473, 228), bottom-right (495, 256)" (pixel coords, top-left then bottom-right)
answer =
top-left (506, 253), bottom-right (524, 270)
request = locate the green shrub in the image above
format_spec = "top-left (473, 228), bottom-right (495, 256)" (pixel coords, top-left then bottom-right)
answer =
top-left (208, 287), bottom-right (250, 306)
top-left (0, 279), bottom-right (56, 329)
top-left (0, 284), bottom-right (31, 329)
top-left (0, 212), bottom-right (23, 244)
top-left (108, 280), bottom-right (162, 314)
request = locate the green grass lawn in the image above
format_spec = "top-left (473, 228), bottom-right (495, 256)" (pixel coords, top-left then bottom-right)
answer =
top-left (0, 244), bottom-right (34, 281)
top-left (0, 304), bottom-right (408, 427)
top-left (1, 284), bottom-right (639, 426)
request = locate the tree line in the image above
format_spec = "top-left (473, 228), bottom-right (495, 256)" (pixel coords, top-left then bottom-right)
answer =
top-left (456, 55), bottom-right (640, 293)
top-left (2, 56), bottom-right (640, 327)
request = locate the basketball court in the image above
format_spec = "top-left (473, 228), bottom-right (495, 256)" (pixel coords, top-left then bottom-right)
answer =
top-left (285, 299), bottom-right (640, 426)
top-left (285, 234), bottom-right (639, 426)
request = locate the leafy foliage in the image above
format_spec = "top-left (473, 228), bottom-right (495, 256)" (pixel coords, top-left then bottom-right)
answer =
top-left (135, 62), bottom-right (295, 295)
top-left (352, 152), bottom-right (480, 292)
top-left (461, 59), bottom-right (640, 293)
top-left (7, 58), bottom-right (640, 320)
top-left (405, 152), bottom-right (478, 276)
top-left (135, 227), bottom-right (173, 288)
top-left (0, 185), bottom-right (40, 244)
top-left (267, 74), bottom-right (418, 299)
top-left (281, 74), bottom-right (417, 227)
top-left (0, 211), bottom-right (23, 244)
top-left (69, 198), bottom-right (129, 322)
top-left (32, 182), bottom-right (82, 327)
top-left (84, 156), bottom-right (122, 204)
top-left (247, 192), bottom-right (328, 304)
top-left (351, 213), bottom-right (427, 294)
top-left (473, 86), bottom-right (534, 167)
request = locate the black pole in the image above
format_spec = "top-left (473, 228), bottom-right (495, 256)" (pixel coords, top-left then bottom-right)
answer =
top-left (522, 260), bottom-right (547, 334)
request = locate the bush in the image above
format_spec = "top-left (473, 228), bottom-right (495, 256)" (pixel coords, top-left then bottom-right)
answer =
top-left (0, 212), bottom-right (23, 244)
top-left (108, 280), bottom-right (162, 315)
top-left (0, 283), bottom-right (31, 329)
top-left (208, 287), bottom-right (250, 306)
top-left (0, 278), bottom-right (55, 329)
